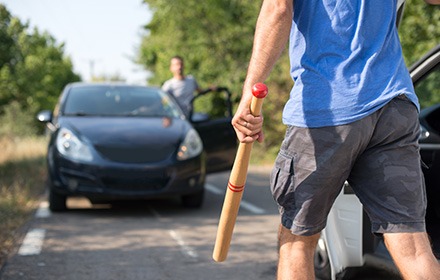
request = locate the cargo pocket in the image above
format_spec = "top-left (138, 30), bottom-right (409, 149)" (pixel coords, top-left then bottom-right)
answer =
top-left (270, 150), bottom-right (296, 217)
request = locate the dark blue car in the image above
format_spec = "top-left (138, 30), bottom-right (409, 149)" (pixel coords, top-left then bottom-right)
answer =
top-left (37, 83), bottom-right (236, 211)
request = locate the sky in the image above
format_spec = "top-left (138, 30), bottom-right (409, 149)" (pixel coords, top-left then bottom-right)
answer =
top-left (1, 0), bottom-right (153, 85)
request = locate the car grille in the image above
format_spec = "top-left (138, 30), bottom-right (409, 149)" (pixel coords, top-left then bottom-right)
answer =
top-left (101, 172), bottom-right (169, 192)
top-left (94, 146), bottom-right (173, 163)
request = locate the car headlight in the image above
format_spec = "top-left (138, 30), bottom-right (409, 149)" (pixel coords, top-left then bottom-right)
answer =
top-left (56, 127), bottom-right (93, 161)
top-left (177, 128), bottom-right (203, 161)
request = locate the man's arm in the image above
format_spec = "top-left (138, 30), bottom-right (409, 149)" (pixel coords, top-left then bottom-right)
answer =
top-left (196, 86), bottom-right (217, 94)
top-left (232, 0), bottom-right (294, 143)
top-left (161, 80), bottom-right (170, 93)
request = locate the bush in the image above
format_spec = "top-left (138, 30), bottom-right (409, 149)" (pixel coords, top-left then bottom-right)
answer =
top-left (0, 101), bottom-right (40, 139)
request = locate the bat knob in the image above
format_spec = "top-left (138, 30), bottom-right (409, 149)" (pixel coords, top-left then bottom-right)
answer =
top-left (252, 83), bottom-right (268, 98)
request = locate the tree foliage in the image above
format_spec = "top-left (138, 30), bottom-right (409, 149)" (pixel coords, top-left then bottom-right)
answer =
top-left (399, 0), bottom-right (440, 66)
top-left (0, 4), bottom-right (80, 120)
top-left (91, 73), bottom-right (125, 82)
top-left (138, 0), bottom-right (440, 156)
top-left (399, 0), bottom-right (440, 110)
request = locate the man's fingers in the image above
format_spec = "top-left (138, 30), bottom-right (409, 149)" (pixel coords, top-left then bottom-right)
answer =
top-left (256, 130), bottom-right (264, 143)
top-left (239, 134), bottom-right (260, 144)
top-left (234, 129), bottom-right (264, 144)
top-left (233, 124), bottom-right (262, 141)
top-left (233, 116), bottom-right (263, 131)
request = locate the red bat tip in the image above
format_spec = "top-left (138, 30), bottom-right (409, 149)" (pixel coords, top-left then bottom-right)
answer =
top-left (252, 83), bottom-right (268, 98)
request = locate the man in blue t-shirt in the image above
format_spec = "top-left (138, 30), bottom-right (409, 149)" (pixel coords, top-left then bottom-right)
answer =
top-left (232, 0), bottom-right (440, 279)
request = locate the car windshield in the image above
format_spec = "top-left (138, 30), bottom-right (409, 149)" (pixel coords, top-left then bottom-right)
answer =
top-left (62, 86), bottom-right (181, 118)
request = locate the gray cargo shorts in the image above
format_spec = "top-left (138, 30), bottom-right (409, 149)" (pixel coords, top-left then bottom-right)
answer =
top-left (270, 94), bottom-right (426, 236)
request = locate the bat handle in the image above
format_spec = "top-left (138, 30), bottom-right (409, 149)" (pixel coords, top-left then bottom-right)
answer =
top-left (212, 83), bottom-right (268, 262)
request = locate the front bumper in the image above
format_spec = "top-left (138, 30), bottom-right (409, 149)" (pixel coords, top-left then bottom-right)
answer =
top-left (48, 151), bottom-right (206, 201)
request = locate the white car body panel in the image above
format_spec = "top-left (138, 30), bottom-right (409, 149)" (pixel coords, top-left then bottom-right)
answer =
top-left (323, 190), bottom-right (364, 279)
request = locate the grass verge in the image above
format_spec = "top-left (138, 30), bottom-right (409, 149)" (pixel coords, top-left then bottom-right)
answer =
top-left (0, 136), bottom-right (47, 268)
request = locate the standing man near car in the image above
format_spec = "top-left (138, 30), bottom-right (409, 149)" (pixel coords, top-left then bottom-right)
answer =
top-left (162, 56), bottom-right (216, 116)
top-left (232, 0), bottom-right (440, 279)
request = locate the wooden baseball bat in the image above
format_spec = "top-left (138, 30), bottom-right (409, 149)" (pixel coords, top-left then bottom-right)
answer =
top-left (212, 83), bottom-right (268, 262)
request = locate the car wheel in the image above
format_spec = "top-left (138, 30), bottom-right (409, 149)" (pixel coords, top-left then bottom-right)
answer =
top-left (314, 237), bottom-right (331, 280)
top-left (314, 237), bottom-right (359, 280)
top-left (49, 189), bottom-right (67, 212)
top-left (181, 189), bottom-right (204, 208)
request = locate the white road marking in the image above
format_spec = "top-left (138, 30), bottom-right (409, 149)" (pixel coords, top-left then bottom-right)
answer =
top-left (151, 183), bottom-right (264, 260)
top-left (18, 228), bottom-right (46, 256)
top-left (239, 200), bottom-right (265, 214)
top-left (205, 183), bottom-right (223, 195)
top-left (169, 230), bottom-right (198, 258)
top-left (150, 208), bottom-right (198, 258)
top-left (35, 201), bottom-right (51, 218)
top-left (205, 183), bottom-right (266, 214)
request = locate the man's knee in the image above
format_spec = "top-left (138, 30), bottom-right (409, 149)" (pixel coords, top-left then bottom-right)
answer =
top-left (278, 224), bottom-right (320, 252)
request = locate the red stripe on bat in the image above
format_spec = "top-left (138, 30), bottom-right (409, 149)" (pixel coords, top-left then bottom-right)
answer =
top-left (228, 182), bottom-right (244, 192)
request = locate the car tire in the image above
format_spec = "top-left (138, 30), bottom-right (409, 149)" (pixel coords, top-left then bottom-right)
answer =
top-left (314, 237), bottom-right (359, 280)
top-left (49, 189), bottom-right (67, 212)
top-left (181, 189), bottom-right (204, 208)
top-left (314, 238), bottom-right (331, 280)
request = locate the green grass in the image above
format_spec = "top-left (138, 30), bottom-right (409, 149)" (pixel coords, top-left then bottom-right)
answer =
top-left (0, 136), bottom-right (47, 268)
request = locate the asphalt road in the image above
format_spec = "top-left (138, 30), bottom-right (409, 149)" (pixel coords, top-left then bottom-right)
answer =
top-left (0, 166), bottom-right (402, 280)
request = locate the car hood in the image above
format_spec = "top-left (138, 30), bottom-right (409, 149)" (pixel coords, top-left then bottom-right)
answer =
top-left (62, 116), bottom-right (189, 163)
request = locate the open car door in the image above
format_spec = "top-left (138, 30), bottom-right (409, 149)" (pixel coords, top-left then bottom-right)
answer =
top-left (315, 183), bottom-right (364, 280)
top-left (189, 87), bottom-right (237, 174)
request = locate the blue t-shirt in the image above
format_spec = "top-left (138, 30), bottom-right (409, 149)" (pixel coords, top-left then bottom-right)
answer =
top-left (283, 0), bottom-right (418, 128)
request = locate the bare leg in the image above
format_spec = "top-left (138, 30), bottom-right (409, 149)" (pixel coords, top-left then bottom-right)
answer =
top-left (277, 223), bottom-right (321, 280)
top-left (384, 232), bottom-right (440, 280)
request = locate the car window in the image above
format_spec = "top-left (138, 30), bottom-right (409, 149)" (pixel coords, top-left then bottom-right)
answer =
top-left (62, 86), bottom-right (181, 118)
top-left (415, 63), bottom-right (440, 110)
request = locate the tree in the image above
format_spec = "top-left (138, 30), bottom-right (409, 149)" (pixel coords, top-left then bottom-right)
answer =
top-left (0, 4), bottom-right (80, 118)
top-left (398, 1), bottom-right (440, 109)
top-left (91, 73), bottom-right (126, 82)
top-left (139, 1), bottom-right (262, 90)
top-left (399, 0), bottom-right (440, 66)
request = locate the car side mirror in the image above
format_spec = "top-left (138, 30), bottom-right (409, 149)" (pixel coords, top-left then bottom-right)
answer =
top-left (191, 112), bottom-right (210, 123)
top-left (37, 110), bottom-right (53, 123)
